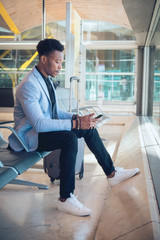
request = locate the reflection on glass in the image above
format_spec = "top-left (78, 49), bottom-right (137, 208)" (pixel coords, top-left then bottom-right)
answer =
top-left (0, 73), bottom-right (14, 88)
top-left (83, 20), bottom-right (136, 41)
top-left (153, 49), bottom-right (160, 125)
top-left (45, 0), bottom-right (66, 40)
top-left (151, 13), bottom-right (160, 134)
top-left (0, 49), bottom-right (65, 88)
top-left (86, 74), bottom-right (134, 101)
top-left (153, 49), bottom-right (160, 102)
top-left (86, 50), bottom-right (135, 72)
top-left (21, 26), bottom-right (42, 41)
top-left (0, 49), bottom-right (39, 80)
top-left (0, 1), bottom-right (66, 42)
top-left (86, 49), bottom-right (135, 101)
top-left (46, 21), bottom-right (66, 41)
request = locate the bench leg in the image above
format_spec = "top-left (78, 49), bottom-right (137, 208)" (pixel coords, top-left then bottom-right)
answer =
top-left (9, 179), bottom-right (49, 190)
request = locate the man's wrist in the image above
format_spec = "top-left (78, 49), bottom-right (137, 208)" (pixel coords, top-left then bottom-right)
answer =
top-left (72, 119), bottom-right (81, 130)
top-left (72, 120), bottom-right (76, 129)
top-left (72, 114), bottom-right (78, 120)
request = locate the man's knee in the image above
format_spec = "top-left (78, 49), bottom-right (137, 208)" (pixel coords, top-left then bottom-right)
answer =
top-left (83, 128), bottom-right (98, 138)
top-left (64, 132), bottom-right (78, 152)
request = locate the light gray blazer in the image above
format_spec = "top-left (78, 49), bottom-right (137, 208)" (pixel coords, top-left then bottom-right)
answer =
top-left (9, 66), bottom-right (73, 152)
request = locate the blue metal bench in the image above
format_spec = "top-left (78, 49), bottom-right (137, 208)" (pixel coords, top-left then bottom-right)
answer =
top-left (0, 87), bottom-right (110, 189)
top-left (0, 121), bottom-right (49, 190)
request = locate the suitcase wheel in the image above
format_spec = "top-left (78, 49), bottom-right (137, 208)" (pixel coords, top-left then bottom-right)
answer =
top-left (50, 177), bottom-right (55, 183)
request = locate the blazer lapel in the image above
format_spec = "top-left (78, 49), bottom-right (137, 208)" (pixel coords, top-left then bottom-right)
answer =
top-left (32, 66), bottom-right (51, 102)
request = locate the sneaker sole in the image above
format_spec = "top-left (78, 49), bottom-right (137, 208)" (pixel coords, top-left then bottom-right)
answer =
top-left (109, 168), bottom-right (140, 186)
top-left (57, 205), bottom-right (91, 217)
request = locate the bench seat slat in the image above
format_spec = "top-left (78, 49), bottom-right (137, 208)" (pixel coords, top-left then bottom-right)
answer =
top-left (0, 167), bottom-right (18, 189)
top-left (0, 150), bottom-right (42, 174)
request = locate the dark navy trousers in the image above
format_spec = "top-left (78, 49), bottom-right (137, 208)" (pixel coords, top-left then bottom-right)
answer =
top-left (37, 128), bottom-right (115, 198)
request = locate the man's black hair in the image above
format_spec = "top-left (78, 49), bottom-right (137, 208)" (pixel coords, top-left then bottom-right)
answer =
top-left (36, 39), bottom-right (64, 58)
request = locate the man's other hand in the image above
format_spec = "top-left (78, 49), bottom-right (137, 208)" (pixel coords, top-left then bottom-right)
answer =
top-left (79, 113), bottom-right (98, 129)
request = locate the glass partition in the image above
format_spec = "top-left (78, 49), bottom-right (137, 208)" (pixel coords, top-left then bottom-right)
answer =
top-left (45, 21), bottom-right (66, 41)
top-left (153, 49), bottom-right (160, 118)
top-left (83, 20), bottom-right (136, 41)
top-left (0, 49), bottom-right (39, 87)
top-left (0, 0), bottom-right (66, 41)
top-left (85, 49), bottom-right (136, 102)
top-left (0, 1), bottom-right (137, 109)
top-left (149, 6), bottom-right (160, 136)
top-left (45, 0), bottom-right (66, 41)
top-left (0, 49), bottom-right (66, 88)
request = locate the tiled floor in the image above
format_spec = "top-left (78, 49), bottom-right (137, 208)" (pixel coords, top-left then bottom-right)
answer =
top-left (96, 118), bottom-right (157, 240)
top-left (0, 115), bottom-right (160, 240)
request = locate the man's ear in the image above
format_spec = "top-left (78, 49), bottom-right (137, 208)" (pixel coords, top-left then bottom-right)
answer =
top-left (40, 55), bottom-right (47, 65)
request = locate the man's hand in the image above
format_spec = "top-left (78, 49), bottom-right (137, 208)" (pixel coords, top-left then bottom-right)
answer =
top-left (78, 113), bottom-right (98, 129)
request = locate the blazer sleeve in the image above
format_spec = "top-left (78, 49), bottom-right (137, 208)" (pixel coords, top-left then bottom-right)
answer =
top-left (18, 80), bottom-right (72, 132)
top-left (57, 109), bottom-right (73, 119)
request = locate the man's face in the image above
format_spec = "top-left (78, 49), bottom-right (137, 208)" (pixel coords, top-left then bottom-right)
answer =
top-left (43, 50), bottom-right (64, 78)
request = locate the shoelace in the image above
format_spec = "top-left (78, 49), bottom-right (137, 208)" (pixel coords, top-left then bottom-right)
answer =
top-left (115, 166), bottom-right (124, 172)
top-left (68, 194), bottom-right (84, 208)
top-left (115, 167), bottom-right (136, 175)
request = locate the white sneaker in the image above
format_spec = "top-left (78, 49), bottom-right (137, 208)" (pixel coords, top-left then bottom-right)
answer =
top-left (108, 166), bottom-right (140, 186)
top-left (57, 193), bottom-right (91, 216)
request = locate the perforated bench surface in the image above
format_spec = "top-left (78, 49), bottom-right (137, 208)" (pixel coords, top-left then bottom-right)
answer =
top-left (0, 121), bottom-right (50, 189)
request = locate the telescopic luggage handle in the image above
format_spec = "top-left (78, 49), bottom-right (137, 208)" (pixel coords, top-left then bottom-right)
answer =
top-left (70, 76), bottom-right (80, 82)
top-left (69, 76), bottom-right (80, 114)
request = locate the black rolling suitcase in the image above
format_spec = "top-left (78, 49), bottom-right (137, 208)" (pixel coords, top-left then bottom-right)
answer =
top-left (43, 76), bottom-right (84, 182)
